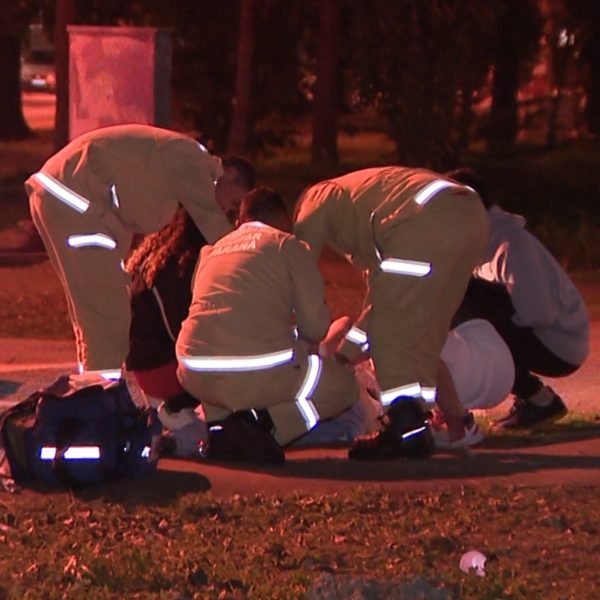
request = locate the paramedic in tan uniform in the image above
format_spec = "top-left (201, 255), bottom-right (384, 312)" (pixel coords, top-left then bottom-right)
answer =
top-left (294, 166), bottom-right (489, 460)
top-left (176, 187), bottom-right (359, 457)
top-left (25, 124), bottom-right (244, 381)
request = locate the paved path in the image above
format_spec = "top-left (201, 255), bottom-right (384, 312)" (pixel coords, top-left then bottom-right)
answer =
top-left (1, 330), bottom-right (599, 499)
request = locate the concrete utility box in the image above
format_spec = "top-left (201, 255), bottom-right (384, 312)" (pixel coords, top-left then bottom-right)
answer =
top-left (67, 26), bottom-right (171, 140)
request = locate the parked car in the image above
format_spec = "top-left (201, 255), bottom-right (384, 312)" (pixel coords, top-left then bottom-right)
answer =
top-left (20, 48), bottom-right (56, 92)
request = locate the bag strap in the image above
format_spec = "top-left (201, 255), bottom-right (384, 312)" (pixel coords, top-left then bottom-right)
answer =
top-left (0, 391), bottom-right (43, 490)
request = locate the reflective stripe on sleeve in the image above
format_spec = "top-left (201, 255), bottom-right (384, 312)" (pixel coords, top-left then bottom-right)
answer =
top-left (380, 258), bottom-right (431, 276)
top-left (181, 348), bottom-right (294, 372)
top-left (68, 234), bottom-right (117, 249)
top-left (345, 326), bottom-right (370, 352)
top-left (31, 171), bottom-right (90, 213)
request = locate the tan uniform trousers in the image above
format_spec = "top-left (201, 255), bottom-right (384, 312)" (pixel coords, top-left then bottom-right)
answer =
top-left (367, 190), bottom-right (488, 404)
top-left (177, 343), bottom-right (359, 446)
top-left (29, 186), bottom-right (133, 372)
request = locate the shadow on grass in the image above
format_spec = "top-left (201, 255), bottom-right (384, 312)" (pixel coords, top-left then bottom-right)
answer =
top-left (481, 421), bottom-right (600, 449)
top-left (181, 426), bottom-right (600, 485)
top-left (274, 447), bottom-right (600, 483)
top-left (16, 468), bottom-right (212, 506)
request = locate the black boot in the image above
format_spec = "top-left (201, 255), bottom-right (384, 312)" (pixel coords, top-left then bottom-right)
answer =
top-left (349, 397), bottom-right (433, 460)
top-left (202, 411), bottom-right (285, 466)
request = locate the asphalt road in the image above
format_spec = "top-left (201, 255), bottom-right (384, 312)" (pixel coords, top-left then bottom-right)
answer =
top-left (1, 322), bottom-right (599, 416)
top-left (22, 91), bottom-right (56, 131)
top-left (0, 327), bottom-right (598, 498)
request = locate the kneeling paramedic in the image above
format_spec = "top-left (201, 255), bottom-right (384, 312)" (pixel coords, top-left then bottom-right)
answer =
top-left (176, 187), bottom-right (359, 464)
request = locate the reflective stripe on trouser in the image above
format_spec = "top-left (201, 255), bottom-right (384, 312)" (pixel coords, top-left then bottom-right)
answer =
top-left (177, 345), bottom-right (359, 446)
top-left (28, 183), bottom-right (132, 372)
top-left (368, 188), bottom-right (489, 406)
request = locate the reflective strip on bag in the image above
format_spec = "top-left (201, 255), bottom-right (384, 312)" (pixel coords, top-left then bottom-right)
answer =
top-left (421, 386), bottom-right (437, 402)
top-left (294, 354), bottom-right (322, 430)
top-left (99, 369), bottom-right (122, 381)
top-left (77, 366), bottom-right (123, 381)
top-left (181, 348), bottom-right (294, 372)
top-left (110, 184), bottom-right (120, 208)
top-left (380, 258), bottom-right (431, 276)
top-left (67, 234), bottom-right (117, 250)
top-left (32, 171), bottom-right (90, 213)
top-left (402, 426), bottom-right (427, 440)
top-left (40, 446), bottom-right (101, 461)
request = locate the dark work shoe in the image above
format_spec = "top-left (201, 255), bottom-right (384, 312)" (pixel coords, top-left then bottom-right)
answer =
top-left (200, 424), bottom-right (244, 461)
top-left (348, 397), bottom-right (434, 460)
top-left (493, 387), bottom-right (568, 429)
top-left (202, 412), bottom-right (285, 466)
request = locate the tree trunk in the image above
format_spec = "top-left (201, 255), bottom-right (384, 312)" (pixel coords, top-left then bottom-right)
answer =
top-left (583, 18), bottom-right (600, 136)
top-left (0, 31), bottom-right (33, 140)
top-left (53, 0), bottom-right (77, 151)
top-left (488, 1), bottom-right (521, 153)
top-left (311, 0), bottom-right (341, 169)
top-left (227, 0), bottom-right (255, 156)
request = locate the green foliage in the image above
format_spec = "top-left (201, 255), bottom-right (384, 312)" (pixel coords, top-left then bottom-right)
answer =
top-left (345, 0), bottom-right (501, 169)
top-left (141, 0), bottom-right (311, 153)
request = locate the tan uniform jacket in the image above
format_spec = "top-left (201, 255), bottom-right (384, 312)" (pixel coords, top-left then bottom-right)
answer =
top-left (295, 166), bottom-right (454, 268)
top-left (30, 123), bottom-right (232, 242)
top-left (177, 221), bottom-right (330, 359)
top-left (176, 222), bottom-right (358, 445)
top-left (25, 124), bottom-right (232, 373)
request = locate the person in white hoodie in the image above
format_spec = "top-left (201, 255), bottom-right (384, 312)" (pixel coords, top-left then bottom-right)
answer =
top-left (446, 168), bottom-right (590, 429)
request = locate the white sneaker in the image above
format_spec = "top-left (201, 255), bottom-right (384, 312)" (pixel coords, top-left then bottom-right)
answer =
top-left (157, 403), bottom-right (199, 431)
top-left (433, 413), bottom-right (484, 450)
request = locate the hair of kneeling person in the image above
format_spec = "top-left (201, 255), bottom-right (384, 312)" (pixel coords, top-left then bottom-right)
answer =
top-left (239, 187), bottom-right (292, 232)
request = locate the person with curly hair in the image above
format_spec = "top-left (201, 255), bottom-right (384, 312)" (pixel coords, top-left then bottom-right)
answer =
top-left (125, 208), bottom-right (208, 401)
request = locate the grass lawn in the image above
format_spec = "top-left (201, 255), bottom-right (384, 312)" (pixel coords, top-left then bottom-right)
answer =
top-left (1, 123), bottom-right (600, 599)
top-left (1, 483), bottom-right (599, 599)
